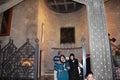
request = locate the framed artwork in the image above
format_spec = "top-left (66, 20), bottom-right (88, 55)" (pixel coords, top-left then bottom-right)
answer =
top-left (60, 27), bottom-right (75, 44)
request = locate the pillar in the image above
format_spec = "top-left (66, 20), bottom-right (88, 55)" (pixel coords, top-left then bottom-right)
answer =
top-left (87, 0), bottom-right (113, 80)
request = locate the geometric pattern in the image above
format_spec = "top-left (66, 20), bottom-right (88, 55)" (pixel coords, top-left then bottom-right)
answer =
top-left (0, 39), bottom-right (35, 80)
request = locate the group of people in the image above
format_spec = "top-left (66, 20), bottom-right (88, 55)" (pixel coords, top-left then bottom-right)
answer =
top-left (53, 51), bottom-right (95, 80)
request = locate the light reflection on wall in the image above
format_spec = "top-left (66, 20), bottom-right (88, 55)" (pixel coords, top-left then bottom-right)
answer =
top-left (21, 60), bottom-right (34, 67)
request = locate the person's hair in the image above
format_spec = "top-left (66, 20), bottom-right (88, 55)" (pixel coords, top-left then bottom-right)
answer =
top-left (86, 71), bottom-right (93, 78)
top-left (69, 53), bottom-right (75, 60)
top-left (60, 55), bottom-right (66, 63)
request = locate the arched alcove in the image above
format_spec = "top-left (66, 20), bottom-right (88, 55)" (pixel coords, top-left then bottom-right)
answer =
top-left (38, 0), bottom-right (113, 80)
top-left (38, 0), bottom-right (88, 80)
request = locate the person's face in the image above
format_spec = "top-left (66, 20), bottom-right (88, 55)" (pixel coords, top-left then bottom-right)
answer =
top-left (70, 56), bottom-right (74, 60)
top-left (61, 56), bottom-right (65, 62)
top-left (87, 74), bottom-right (94, 80)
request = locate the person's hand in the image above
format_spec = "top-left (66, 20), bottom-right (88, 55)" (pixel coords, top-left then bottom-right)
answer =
top-left (67, 66), bottom-right (70, 70)
top-left (64, 68), bottom-right (67, 71)
top-left (58, 69), bottom-right (61, 72)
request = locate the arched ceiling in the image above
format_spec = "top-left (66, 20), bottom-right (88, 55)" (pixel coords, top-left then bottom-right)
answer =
top-left (46, 0), bottom-right (110, 13)
top-left (45, 0), bottom-right (84, 13)
top-left (0, 0), bottom-right (110, 13)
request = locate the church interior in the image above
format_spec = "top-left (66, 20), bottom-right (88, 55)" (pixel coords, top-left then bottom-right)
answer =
top-left (0, 0), bottom-right (120, 80)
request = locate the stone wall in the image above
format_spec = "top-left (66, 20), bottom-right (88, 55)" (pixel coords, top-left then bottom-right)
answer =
top-left (105, 0), bottom-right (120, 46)
top-left (0, 0), bottom-right (39, 47)
top-left (38, 0), bottom-right (88, 74)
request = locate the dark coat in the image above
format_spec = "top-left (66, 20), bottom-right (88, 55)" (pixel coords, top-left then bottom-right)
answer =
top-left (69, 59), bottom-right (80, 80)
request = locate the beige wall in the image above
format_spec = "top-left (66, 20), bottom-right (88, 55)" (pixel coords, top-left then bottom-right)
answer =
top-left (38, 0), bottom-right (88, 73)
top-left (105, 0), bottom-right (120, 46)
top-left (0, 0), bottom-right (39, 47)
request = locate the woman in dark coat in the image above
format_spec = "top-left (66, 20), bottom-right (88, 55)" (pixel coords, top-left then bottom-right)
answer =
top-left (69, 53), bottom-right (80, 80)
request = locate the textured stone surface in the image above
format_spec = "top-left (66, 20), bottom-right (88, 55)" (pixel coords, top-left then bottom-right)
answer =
top-left (87, 0), bottom-right (113, 80)
top-left (0, 0), bottom-right (120, 79)
top-left (11, 0), bottom-right (38, 47)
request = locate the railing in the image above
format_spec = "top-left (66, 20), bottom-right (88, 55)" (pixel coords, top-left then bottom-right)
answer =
top-left (0, 39), bottom-right (38, 80)
top-left (0, 38), bottom-right (119, 80)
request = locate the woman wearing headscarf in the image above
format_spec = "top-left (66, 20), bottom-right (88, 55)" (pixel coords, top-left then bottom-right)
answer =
top-left (54, 55), bottom-right (69, 80)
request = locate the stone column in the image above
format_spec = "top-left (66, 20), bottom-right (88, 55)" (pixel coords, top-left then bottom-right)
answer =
top-left (87, 0), bottom-right (113, 80)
